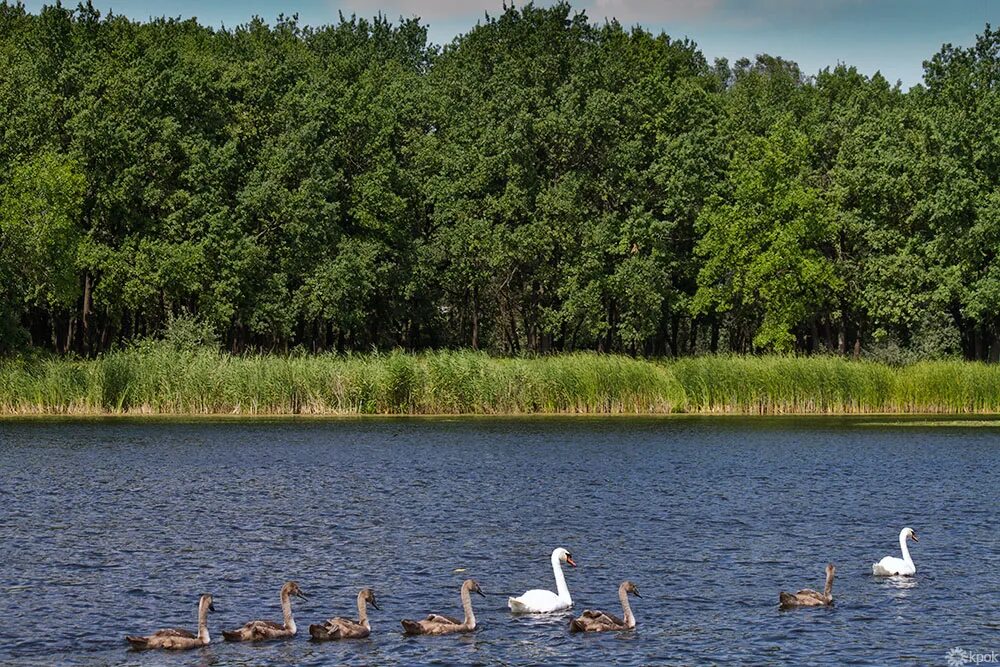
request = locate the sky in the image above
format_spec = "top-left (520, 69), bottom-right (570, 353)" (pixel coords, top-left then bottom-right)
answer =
top-left (22, 0), bottom-right (1000, 86)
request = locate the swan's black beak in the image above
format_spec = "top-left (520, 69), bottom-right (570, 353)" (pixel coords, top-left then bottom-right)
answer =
top-left (633, 590), bottom-right (642, 598)
top-left (911, 532), bottom-right (918, 542)
top-left (476, 588), bottom-right (486, 598)
top-left (296, 592), bottom-right (308, 600)
top-left (209, 602), bottom-right (217, 612)
top-left (371, 599), bottom-right (380, 610)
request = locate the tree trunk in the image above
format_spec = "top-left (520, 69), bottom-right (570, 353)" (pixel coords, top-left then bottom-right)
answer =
top-left (507, 307), bottom-right (520, 353)
top-left (82, 273), bottom-right (91, 355)
top-left (670, 315), bottom-right (680, 357)
top-left (605, 302), bottom-right (617, 353)
top-left (471, 286), bottom-right (479, 351)
top-left (65, 315), bottom-right (76, 354)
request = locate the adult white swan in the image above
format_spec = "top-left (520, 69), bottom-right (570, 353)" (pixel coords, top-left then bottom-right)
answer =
top-left (508, 547), bottom-right (576, 613)
top-left (872, 527), bottom-right (918, 576)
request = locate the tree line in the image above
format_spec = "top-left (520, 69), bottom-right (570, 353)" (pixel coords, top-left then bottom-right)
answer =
top-left (1, 2), bottom-right (998, 360)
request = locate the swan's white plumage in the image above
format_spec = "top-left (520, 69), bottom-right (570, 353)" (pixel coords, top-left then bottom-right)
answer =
top-left (872, 527), bottom-right (918, 576)
top-left (872, 556), bottom-right (914, 576)
top-left (508, 547), bottom-right (575, 613)
top-left (508, 588), bottom-right (566, 613)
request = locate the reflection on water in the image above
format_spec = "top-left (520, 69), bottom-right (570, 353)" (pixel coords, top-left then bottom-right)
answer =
top-left (879, 574), bottom-right (920, 603)
top-left (0, 416), bottom-right (997, 665)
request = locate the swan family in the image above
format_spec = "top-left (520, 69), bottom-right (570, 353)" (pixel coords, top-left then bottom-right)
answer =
top-left (126, 529), bottom-right (920, 650)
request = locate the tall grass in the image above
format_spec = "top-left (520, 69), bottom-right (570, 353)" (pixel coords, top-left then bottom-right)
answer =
top-left (2, 350), bottom-right (1000, 416)
top-left (670, 355), bottom-right (895, 414)
top-left (0, 349), bottom-right (683, 415)
top-left (893, 360), bottom-right (1000, 413)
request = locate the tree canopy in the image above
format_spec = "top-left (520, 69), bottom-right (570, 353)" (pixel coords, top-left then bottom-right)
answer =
top-left (1, 2), bottom-right (998, 360)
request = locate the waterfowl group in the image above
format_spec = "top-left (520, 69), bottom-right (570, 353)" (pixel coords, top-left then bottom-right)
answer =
top-left (126, 528), bottom-right (922, 651)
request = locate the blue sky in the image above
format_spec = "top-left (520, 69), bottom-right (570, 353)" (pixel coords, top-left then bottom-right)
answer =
top-left (23, 0), bottom-right (1000, 86)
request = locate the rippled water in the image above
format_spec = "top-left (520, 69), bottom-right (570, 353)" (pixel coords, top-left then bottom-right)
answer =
top-left (1, 416), bottom-right (998, 665)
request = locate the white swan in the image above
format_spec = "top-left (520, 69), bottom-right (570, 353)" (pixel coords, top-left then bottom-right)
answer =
top-left (508, 547), bottom-right (576, 613)
top-left (872, 527), bottom-right (918, 576)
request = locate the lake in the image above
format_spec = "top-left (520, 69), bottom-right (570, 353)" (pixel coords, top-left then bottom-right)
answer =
top-left (1, 416), bottom-right (997, 665)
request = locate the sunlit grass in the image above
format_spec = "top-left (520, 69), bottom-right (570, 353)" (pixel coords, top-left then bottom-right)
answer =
top-left (3, 350), bottom-right (1000, 416)
top-left (0, 349), bottom-right (683, 415)
top-left (892, 360), bottom-right (1000, 413)
top-left (669, 355), bottom-right (894, 414)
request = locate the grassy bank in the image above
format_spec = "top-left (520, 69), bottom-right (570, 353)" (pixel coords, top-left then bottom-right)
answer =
top-left (2, 350), bottom-right (1000, 416)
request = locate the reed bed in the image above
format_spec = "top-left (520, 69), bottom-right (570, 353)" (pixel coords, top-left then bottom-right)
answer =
top-left (669, 355), bottom-right (895, 414)
top-left (0, 350), bottom-right (682, 415)
top-left (2, 350), bottom-right (1000, 416)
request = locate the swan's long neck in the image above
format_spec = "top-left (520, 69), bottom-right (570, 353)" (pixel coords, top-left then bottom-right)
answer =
top-left (823, 571), bottom-right (834, 599)
top-left (618, 585), bottom-right (635, 629)
top-left (281, 590), bottom-right (296, 634)
top-left (899, 531), bottom-right (913, 567)
top-left (197, 600), bottom-right (210, 644)
top-left (551, 553), bottom-right (571, 604)
top-left (357, 592), bottom-right (369, 629)
top-left (460, 586), bottom-right (476, 629)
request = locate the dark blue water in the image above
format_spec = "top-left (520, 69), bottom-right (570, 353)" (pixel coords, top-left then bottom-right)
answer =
top-left (1, 417), bottom-right (997, 665)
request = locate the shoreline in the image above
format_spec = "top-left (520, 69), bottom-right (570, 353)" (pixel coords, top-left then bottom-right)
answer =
top-left (4, 410), bottom-right (1000, 421)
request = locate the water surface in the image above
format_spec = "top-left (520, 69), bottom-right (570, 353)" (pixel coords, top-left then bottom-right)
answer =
top-left (1, 416), bottom-right (997, 665)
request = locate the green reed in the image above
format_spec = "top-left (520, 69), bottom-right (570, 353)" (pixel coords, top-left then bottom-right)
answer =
top-left (2, 350), bottom-right (1000, 415)
top-left (669, 355), bottom-right (895, 414)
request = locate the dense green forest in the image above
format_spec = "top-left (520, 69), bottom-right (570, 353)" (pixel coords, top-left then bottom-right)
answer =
top-left (1, 2), bottom-right (998, 360)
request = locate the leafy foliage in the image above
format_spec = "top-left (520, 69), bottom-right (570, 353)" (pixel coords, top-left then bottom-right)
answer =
top-left (0, 3), bottom-right (998, 360)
